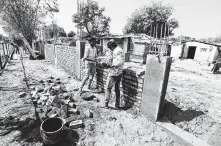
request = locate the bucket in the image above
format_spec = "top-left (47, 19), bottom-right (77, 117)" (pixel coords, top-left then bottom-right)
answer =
top-left (40, 117), bottom-right (65, 145)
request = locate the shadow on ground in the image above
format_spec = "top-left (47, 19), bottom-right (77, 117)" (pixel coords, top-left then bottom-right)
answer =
top-left (163, 100), bottom-right (205, 123)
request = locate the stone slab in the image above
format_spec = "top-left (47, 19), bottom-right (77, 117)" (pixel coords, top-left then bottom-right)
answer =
top-left (141, 56), bottom-right (172, 121)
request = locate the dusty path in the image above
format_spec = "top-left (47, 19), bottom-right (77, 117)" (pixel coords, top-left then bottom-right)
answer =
top-left (0, 59), bottom-right (183, 146)
top-left (166, 59), bottom-right (221, 146)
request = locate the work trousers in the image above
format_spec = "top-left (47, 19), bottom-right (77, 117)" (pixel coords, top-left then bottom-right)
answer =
top-left (80, 63), bottom-right (96, 90)
top-left (105, 74), bottom-right (122, 106)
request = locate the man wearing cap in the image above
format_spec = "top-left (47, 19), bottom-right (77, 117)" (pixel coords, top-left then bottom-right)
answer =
top-left (79, 37), bottom-right (97, 93)
top-left (104, 39), bottom-right (125, 108)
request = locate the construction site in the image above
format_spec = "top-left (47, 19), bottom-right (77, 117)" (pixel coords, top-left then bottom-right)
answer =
top-left (1, 0), bottom-right (221, 146)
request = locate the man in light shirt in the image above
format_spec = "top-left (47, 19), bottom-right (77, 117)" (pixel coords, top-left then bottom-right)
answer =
top-left (104, 39), bottom-right (125, 109)
top-left (79, 37), bottom-right (97, 93)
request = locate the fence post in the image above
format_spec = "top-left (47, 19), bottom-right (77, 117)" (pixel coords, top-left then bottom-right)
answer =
top-left (141, 55), bottom-right (172, 121)
top-left (76, 40), bottom-right (81, 80)
top-left (54, 44), bottom-right (58, 66)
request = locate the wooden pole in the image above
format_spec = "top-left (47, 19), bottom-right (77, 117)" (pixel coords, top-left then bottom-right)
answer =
top-left (167, 23), bottom-right (170, 41)
top-left (150, 24), bottom-right (153, 37)
top-left (167, 23), bottom-right (170, 55)
top-left (0, 44), bottom-right (2, 69)
top-left (153, 24), bottom-right (155, 53)
top-left (160, 23), bottom-right (163, 41)
top-left (156, 23), bottom-right (158, 39)
top-left (164, 23), bottom-right (167, 40)
top-left (160, 23), bottom-right (163, 55)
top-left (2, 42), bottom-right (6, 57)
top-left (18, 33), bottom-right (37, 59)
top-left (5, 43), bottom-right (9, 55)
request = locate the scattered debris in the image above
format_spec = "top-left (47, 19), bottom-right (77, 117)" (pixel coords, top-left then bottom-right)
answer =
top-left (68, 102), bottom-right (76, 108)
top-left (107, 116), bottom-right (117, 121)
top-left (29, 77), bottom-right (77, 121)
top-left (65, 116), bottom-right (77, 124)
top-left (18, 92), bottom-right (26, 98)
top-left (83, 109), bottom-right (93, 118)
top-left (69, 108), bottom-right (79, 115)
top-left (69, 120), bottom-right (84, 129)
top-left (81, 92), bottom-right (96, 101)
top-left (73, 88), bottom-right (79, 91)
top-left (47, 107), bottom-right (59, 117)
top-left (93, 97), bottom-right (100, 102)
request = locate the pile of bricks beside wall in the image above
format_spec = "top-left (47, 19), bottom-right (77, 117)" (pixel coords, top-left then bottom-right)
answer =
top-left (45, 44), bottom-right (55, 64)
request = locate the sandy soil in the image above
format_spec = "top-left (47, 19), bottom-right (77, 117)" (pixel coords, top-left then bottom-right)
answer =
top-left (165, 59), bottom-right (221, 146)
top-left (0, 59), bottom-right (183, 146)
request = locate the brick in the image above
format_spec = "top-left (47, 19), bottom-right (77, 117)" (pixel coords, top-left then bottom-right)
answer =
top-left (68, 108), bottom-right (79, 114)
top-left (65, 116), bottom-right (77, 123)
top-left (83, 109), bottom-right (93, 118)
top-left (18, 92), bottom-right (26, 98)
top-left (68, 102), bottom-right (76, 108)
top-left (69, 120), bottom-right (84, 129)
top-left (47, 107), bottom-right (59, 117)
top-left (60, 105), bottom-right (68, 118)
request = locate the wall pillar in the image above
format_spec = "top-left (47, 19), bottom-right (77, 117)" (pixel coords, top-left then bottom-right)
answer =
top-left (54, 44), bottom-right (58, 66)
top-left (141, 55), bottom-right (172, 121)
top-left (76, 40), bottom-right (81, 80)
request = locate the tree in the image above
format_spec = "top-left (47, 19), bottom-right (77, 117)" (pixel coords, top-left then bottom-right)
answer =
top-left (0, 0), bottom-right (59, 45)
top-left (200, 36), bottom-right (221, 44)
top-left (0, 34), bottom-right (4, 41)
top-left (67, 31), bottom-right (76, 37)
top-left (59, 30), bottom-right (67, 37)
top-left (123, 2), bottom-right (179, 38)
top-left (72, 0), bottom-right (111, 37)
top-left (45, 24), bottom-right (67, 38)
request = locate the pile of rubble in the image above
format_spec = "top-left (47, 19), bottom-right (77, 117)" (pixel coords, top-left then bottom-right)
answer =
top-left (29, 76), bottom-right (94, 128)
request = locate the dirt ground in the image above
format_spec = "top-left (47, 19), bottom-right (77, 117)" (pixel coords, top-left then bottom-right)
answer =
top-left (165, 59), bottom-right (221, 146)
top-left (0, 59), bottom-right (184, 146)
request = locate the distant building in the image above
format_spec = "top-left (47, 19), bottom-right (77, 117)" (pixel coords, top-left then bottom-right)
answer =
top-left (171, 40), bottom-right (221, 62)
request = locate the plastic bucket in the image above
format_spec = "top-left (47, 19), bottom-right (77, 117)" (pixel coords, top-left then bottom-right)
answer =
top-left (40, 117), bottom-right (65, 145)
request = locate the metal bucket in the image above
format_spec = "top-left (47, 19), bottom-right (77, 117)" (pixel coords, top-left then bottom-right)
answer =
top-left (40, 117), bottom-right (65, 145)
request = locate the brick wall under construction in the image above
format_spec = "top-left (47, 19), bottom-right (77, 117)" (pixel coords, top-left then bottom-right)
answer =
top-left (44, 40), bottom-right (172, 120)
top-left (45, 42), bottom-right (145, 109)
top-left (56, 45), bottom-right (78, 77)
top-left (45, 44), bottom-right (79, 77)
top-left (89, 66), bottom-right (144, 109)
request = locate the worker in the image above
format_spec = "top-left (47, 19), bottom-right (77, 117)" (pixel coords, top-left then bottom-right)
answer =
top-left (211, 58), bottom-right (221, 74)
top-left (78, 37), bottom-right (97, 93)
top-left (103, 39), bottom-right (125, 109)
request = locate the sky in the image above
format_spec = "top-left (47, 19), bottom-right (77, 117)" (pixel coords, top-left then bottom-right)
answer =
top-left (1, 0), bottom-right (221, 39)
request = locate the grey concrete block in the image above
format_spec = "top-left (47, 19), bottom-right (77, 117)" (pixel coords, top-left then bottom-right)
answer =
top-left (141, 56), bottom-right (172, 121)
